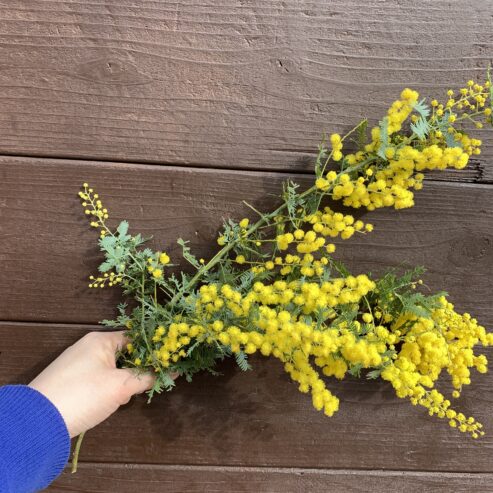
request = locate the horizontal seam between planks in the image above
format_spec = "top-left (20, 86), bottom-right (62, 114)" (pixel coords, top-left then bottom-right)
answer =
top-left (66, 462), bottom-right (493, 476)
top-left (0, 152), bottom-right (491, 185)
top-left (0, 320), bottom-right (102, 329)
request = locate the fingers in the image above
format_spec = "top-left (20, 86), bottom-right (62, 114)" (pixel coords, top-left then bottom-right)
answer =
top-left (105, 331), bottom-right (130, 352)
top-left (117, 368), bottom-right (156, 400)
top-left (78, 331), bottom-right (130, 369)
top-left (115, 368), bottom-right (181, 405)
top-left (80, 331), bottom-right (130, 353)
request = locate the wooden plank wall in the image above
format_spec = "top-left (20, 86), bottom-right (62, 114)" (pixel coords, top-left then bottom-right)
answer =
top-left (0, 1), bottom-right (492, 491)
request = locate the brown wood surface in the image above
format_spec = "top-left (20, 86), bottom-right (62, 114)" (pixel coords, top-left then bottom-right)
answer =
top-left (1, 322), bottom-right (492, 473)
top-left (0, 156), bottom-right (492, 326)
top-left (0, 157), bottom-right (493, 325)
top-left (1, 1), bottom-right (493, 490)
top-left (48, 464), bottom-right (493, 493)
top-left (0, 1), bottom-right (493, 176)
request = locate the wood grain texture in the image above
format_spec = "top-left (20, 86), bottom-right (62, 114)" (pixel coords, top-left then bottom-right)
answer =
top-left (1, 322), bottom-right (492, 472)
top-left (0, 156), bottom-right (492, 326)
top-left (2, 1), bottom-right (493, 486)
top-left (0, 0), bottom-right (492, 176)
top-left (48, 463), bottom-right (493, 492)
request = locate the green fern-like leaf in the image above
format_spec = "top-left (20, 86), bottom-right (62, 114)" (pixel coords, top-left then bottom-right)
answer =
top-left (377, 116), bottom-right (389, 160)
top-left (435, 114), bottom-right (462, 148)
top-left (348, 363), bottom-right (363, 377)
top-left (117, 220), bottom-right (129, 238)
top-left (412, 98), bottom-right (431, 119)
top-left (146, 371), bottom-right (176, 402)
top-left (357, 119), bottom-right (368, 149)
top-left (235, 351), bottom-right (252, 371)
top-left (411, 117), bottom-right (431, 140)
top-left (237, 270), bottom-right (255, 291)
top-left (283, 179), bottom-right (305, 226)
top-left (177, 238), bottom-right (201, 269)
top-left (98, 260), bottom-right (114, 272)
top-left (409, 99), bottom-right (431, 140)
top-left (314, 143), bottom-right (327, 178)
top-left (366, 368), bottom-right (383, 380)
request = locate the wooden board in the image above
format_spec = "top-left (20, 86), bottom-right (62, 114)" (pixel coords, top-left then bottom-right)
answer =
top-left (48, 463), bottom-right (493, 493)
top-left (1, 2), bottom-right (493, 488)
top-left (0, 156), bottom-right (492, 326)
top-left (0, 0), bottom-right (492, 176)
top-left (2, 322), bottom-right (492, 473)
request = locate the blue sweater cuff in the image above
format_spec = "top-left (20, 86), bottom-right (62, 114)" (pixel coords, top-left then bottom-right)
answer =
top-left (0, 385), bottom-right (71, 493)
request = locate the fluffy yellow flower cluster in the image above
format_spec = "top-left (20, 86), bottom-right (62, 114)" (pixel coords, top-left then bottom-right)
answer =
top-left (145, 274), bottom-right (377, 418)
top-left (381, 298), bottom-right (493, 438)
top-left (431, 79), bottom-right (492, 129)
top-left (88, 272), bottom-right (122, 289)
top-left (314, 85), bottom-right (485, 211)
top-left (139, 273), bottom-right (491, 436)
top-left (147, 252), bottom-right (171, 279)
top-left (243, 207), bottom-right (373, 277)
top-left (387, 87), bottom-right (419, 134)
top-left (78, 183), bottom-right (110, 238)
top-left (81, 75), bottom-right (493, 439)
top-left (330, 133), bottom-right (343, 161)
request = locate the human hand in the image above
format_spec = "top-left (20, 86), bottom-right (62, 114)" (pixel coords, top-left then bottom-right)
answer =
top-left (29, 331), bottom-right (155, 438)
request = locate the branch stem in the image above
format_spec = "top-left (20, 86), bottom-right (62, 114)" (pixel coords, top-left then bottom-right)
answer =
top-left (167, 157), bottom-right (372, 307)
top-left (71, 432), bottom-right (85, 473)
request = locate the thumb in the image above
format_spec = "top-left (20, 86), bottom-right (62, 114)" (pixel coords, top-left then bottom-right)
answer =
top-left (117, 369), bottom-right (156, 403)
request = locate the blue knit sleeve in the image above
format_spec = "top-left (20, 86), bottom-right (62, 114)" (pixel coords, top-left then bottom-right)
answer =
top-left (0, 385), bottom-right (71, 493)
